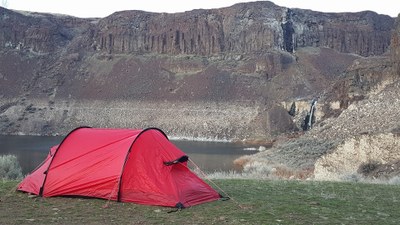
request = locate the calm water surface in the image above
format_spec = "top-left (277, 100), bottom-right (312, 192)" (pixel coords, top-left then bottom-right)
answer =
top-left (0, 135), bottom-right (257, 175)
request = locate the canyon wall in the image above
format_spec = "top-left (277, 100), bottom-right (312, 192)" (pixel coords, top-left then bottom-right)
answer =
top-left (391, 15), bottom-right (400, 75)
top-left (94, 3), bottom-right (394, 57)
top-left (1, 2), bottom-right (394, 56)
top-left (0, 2), bottom-right (397, 140)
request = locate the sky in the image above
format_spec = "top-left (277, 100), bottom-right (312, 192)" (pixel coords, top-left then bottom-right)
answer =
top-left (2, 0), bottom-right (400, 18)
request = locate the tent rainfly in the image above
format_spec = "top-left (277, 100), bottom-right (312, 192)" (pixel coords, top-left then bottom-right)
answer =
top-left (17, 127), bottom-right (221, 208)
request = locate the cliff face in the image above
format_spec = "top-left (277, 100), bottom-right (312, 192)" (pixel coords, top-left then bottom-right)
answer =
top-left (1, 2), bottom-right (394, 56)
top-left (391, 15), bottom-right (400, 75)
top-left (0, 7), bottom-right (91, 53)
top-left (94, 2), bottom-right (285, 55)
top-left (290, 10), bottom-right (394, 56)
top-left (0, 3), bottom-right (397, 140)
top-left (94, 3), bottom-right (393, 57)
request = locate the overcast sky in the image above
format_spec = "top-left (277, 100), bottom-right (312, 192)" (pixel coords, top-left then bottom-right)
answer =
top-left (3, 0), bottom-right (399, 18)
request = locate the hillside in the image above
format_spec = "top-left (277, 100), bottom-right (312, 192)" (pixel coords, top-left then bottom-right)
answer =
top-left (239, 15), bottom-right (400, 181)
top-left (0, 2), bottom-right (399, 180)
top-left (0, 2), bottom-right (395, 141)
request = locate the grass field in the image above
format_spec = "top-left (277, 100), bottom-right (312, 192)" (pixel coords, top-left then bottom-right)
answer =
top-left (1, 179), bottom-right (399, 224)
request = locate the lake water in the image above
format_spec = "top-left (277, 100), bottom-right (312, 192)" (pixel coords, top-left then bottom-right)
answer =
top-left (0, 135), bottom-right (257, 175)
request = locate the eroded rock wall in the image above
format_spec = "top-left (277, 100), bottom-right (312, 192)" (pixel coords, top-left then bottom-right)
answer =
top-left (314, 133), bottom-right (400, 181)
top-left (94, 3), bottom-right (394, 57)
top-left (0, 8), bottom-right (91, 53)
top-left (291, 10), bottom-right (394, 56)
top-left (1, 3), bottom-right (394, 56)
top-left (0, 98), bottom-right (278, 141)
top-left (391, 15), bottom-right (400, 75)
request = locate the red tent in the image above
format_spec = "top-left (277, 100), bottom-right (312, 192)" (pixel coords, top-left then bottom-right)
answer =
top-left (18, 127), bottom-right (221, 208)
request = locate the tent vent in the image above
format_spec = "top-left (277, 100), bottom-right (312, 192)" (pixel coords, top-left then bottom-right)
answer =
top-left (164, 155), bottom-right (188, 166)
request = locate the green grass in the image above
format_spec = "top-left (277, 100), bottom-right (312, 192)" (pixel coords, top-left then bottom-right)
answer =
top-left (1, 179), bottom-right (400, 224)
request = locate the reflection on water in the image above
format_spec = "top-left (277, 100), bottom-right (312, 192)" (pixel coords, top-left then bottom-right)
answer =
top-left (0, 135), bottom-right (257, 175)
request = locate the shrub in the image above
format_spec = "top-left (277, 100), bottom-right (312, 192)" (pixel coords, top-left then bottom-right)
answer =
top-left (0, 155), bottom-right (23, 180)
top-left (358, 161), bottom-right (380, 175)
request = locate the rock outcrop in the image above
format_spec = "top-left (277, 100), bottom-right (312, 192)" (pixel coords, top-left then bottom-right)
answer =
top-left (314, 133), bottom-right (400, 181)
top-left (391, 15), bottom-right (400, 75)
top-left (0, 7), bottom-right (91, 53)
top-left (240, 79), bottom-right (400, 181)
top-left (239, 13), bottom-right (400, 181)
top-left (92, 4), bottom-right (394, 57)
top-left (1, 2), bottom-right (394, 56)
